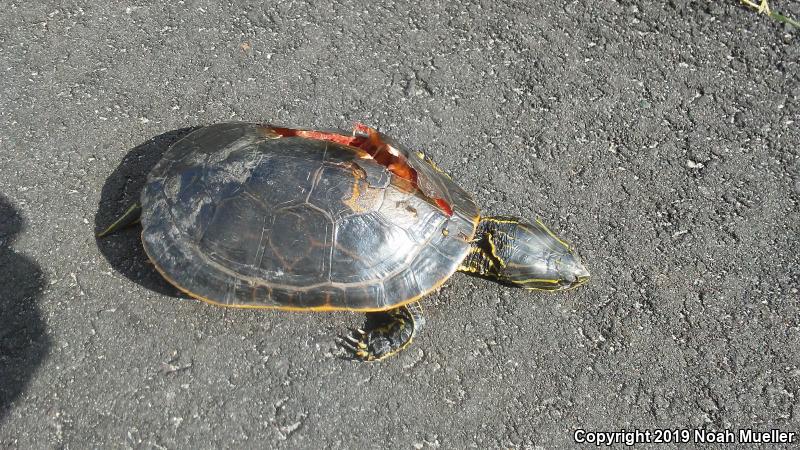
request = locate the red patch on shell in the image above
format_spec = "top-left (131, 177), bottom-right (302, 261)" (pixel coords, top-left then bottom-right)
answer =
top-left (434, 198), bottom-right (453, 216)
top-left (268, 123), bottom-right (453, 217)
top-left (271, 127), bottom-right (366, 147)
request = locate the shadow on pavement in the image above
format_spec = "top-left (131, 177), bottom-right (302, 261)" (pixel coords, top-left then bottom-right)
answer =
top-left (95, 127), bottom-right (200, 297)
top-left (0, 194), bottom-right (49, 423)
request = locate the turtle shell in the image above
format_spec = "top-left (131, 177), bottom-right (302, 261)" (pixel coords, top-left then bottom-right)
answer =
top-left (140, 122), bottom-right (480, 311)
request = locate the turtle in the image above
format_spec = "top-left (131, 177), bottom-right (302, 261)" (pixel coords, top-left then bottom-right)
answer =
top-left (99, 122), bottom-right (590, 361)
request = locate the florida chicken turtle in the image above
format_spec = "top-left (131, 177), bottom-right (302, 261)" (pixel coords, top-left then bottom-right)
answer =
top-left (100, 122), bottom-right (590, 360)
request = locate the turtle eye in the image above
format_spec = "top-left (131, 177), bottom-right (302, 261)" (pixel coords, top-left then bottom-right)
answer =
top-left (555, 253), bottom-right (590, 288)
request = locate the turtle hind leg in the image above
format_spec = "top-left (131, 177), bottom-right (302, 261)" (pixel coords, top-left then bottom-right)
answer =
top-left (341, 302), bottom-right (425, 362)
top-left (97, 203), bottom-right (142, 237)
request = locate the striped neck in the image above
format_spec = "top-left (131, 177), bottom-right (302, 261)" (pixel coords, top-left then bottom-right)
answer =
top-left (457, 216), bottom-right (518, 279)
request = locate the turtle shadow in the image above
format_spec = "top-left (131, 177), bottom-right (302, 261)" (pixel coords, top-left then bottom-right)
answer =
top-left (0, 194), bottom-right (49, 423)
top-left (94, 127), bottom-right (201, 297)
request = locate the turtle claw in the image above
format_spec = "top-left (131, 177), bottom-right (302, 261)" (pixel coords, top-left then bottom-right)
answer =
top-left (337, 306), bottom-right (423, 362)
top-left (337, 331), bottom-right (380, 362)
top-left (346, 327), bottom-right (366, 338)
top-left (335, 336), bottom-right (356, 351)
top-left (335, 336), bottom-right (371, 361)
top-left (343, 334), bottom-right (365, 348)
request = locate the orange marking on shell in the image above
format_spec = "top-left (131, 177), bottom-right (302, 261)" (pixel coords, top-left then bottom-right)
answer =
top-left (353, 122), bottom-right (372, 135)
top-left (434, 198), bottom-right (453, 216)
top-left (271, 126), bottom-right (367, 147)
top-left (256, 125), bottom-right (281, 139)
top-left (343, 167), bottom-right (365, 213)
top-left (270, 124), bottom-right (454, 217)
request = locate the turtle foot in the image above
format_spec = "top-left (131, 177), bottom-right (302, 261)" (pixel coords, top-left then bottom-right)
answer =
top-left (338, 304), bottom-right (423, 362)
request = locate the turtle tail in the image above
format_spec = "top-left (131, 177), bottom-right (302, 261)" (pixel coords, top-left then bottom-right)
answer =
top-left (97, 203), bottom-right (142, 237)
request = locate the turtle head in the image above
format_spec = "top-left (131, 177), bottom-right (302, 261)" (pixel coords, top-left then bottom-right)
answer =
top-left (460, 216), bottom-right (590, 291)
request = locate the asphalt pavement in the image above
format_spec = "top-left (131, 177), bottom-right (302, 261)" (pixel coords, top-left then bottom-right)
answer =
top-left (1, 0), bottom-right (799, 448)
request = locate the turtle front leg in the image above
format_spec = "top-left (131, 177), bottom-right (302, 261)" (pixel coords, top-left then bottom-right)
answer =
top-left (341, 302), bottom-right (425, 362)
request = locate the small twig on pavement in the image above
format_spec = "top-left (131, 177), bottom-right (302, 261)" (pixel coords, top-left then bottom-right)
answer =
top-left (740, 0), bottom-right (800, 29)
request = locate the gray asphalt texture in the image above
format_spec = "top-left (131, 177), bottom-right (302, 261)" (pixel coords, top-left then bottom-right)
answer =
top-left (2, 0), bottom-right (799, 448)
